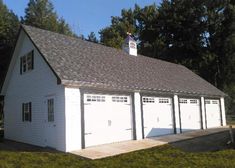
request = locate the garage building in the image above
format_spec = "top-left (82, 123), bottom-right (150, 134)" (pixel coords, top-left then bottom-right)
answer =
top-left (1, 25), bottom-right (226, 152)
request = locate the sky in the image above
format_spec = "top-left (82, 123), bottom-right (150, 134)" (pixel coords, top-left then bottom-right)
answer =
top-left (3, 0), bottom-right (161, 38)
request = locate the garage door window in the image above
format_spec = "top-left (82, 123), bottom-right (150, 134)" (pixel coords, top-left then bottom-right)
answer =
top-left (87, 95), bottom-right (105, 102)
top-left (112, 96), bottom-right (128, 102)
top-left (143, 97), bottom-right (155, 103)
top-left (205, 100), bottom-right (210, 104)
top-left (212, 100), bottom-right (218, 104)
top-left (190, 99), bottom-right (198, 104)
top-left (180, 99), bottom-right (187, 104)
top-left (159, 98), bottom-right (169, 103)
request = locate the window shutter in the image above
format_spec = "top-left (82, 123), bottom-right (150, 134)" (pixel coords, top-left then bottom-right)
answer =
top-left (29, 102), bottom-right (32, 122)
top-left (31, 50), bottom-right (34, 70)
top-left (20, 57), bottom-right (23, 74)
top-left (22, 103), bottom-right (24, 121)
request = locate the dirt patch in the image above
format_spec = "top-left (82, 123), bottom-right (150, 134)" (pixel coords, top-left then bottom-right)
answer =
top-left (171, 129), bottom-right (235, 152)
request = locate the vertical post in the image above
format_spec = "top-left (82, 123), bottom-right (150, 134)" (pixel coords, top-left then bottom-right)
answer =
top-left (201, 97), bottom-right (206, 129)
top-left (134, 92), bottom-right (143, 140)
top-left (220, 97), bottom-right (227, 126)
top-left (173, 95), bottom-right (181, 133)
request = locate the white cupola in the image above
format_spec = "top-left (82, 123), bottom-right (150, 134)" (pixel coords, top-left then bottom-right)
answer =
top-left (122, 32), bottom-right (137, 56)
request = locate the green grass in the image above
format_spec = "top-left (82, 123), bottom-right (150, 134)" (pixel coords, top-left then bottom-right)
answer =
top-left (0, 145), bottom-right (235, 168)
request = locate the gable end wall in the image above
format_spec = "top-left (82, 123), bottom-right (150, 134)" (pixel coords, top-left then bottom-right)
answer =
top-left (4, 31), bottom-right (66, 151)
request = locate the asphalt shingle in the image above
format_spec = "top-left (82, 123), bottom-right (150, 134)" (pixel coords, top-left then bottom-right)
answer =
top-left (22, 25), bottom-right (225, 97)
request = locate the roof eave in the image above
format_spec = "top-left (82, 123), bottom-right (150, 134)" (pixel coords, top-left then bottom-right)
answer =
top-left (61, 80), bottom-right (226, 98)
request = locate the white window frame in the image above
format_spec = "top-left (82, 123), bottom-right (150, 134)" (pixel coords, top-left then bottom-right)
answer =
top-left (47, 98), bottom-right (54, 122)
top-left (159, 98), bottom-right (170, 104)
top-left (179, 99), bottom-right (187, 104)
top-left (21, 50), bottom-right (34, 74)
top-left (86, 95), bottom-right (105, 102)
top-left (190, 99), bottom-right (198, 104)
top-left (112, 96), bottom-right (128, 103)
top-left (22, 102), bottom-right (32, 122)
top-left (143, 97), bottom-right (155, 103)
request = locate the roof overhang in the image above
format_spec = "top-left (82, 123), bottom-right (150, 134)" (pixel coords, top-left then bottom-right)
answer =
top-left (62, 80), bottom-right (226, 98)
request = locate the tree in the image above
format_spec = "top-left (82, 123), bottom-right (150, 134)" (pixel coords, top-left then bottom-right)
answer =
top-left (87, 32), bottom-right (98, 43)
top-left (0, 0), bottom-right (19, 121)
top-left (99, 0), bottom-right (235, 113)
top-left (99, 8), bottom-right (137, 48)
top-left (0, 0), bottom-right (19, 90)
top-left (22, 0), bottom-right (75, 36)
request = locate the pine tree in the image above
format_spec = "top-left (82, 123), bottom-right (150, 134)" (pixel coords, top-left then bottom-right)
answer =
top-left (22, 0), bottom-right (75, 36)
top-left (87, 32), bottom-right (98, 43)
top-left (0, 0), bottom-right (19, 89)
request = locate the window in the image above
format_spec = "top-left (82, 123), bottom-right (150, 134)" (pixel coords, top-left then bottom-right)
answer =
top-left (205, 100), bottom-right (210, 104)
top-left (20, 50), bottom-right (34, 74)
top-left (112, 96), bottom-right (128, 103)
top-left (190, 99), bottom-right (198, 104)
top-left (159, 98), bottom-right (169, 103)
top-left (48, 99), bottom-right (54, 122)
top-left (143, 97), bottom-right (155, 103)
top-left (179, 99), bottom-right (187, 104)
top-left (22, 102), bottom-right (32, 122)
top-left (87, 95), bottom-right (105, 102)
top-left (212, 100), bottom-right (218, 104)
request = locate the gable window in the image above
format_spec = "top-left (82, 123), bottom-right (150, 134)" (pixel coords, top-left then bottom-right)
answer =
top-left (22, 102), bottom-right (32, 122)
top-left (20, 50), bottom-right (34, 74)
top-left (47, 99), bottom-right (54, 122)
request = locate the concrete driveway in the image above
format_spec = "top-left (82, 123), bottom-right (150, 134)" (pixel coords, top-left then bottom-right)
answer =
top-left (71, 126), bottom-right (231, 159)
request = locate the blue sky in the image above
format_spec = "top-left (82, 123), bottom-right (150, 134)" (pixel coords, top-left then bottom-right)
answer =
top-left (4, 0), bottom-right (160, 38)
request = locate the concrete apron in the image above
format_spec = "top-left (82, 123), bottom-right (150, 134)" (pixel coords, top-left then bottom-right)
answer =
top-left (70, 126), bottom-right (229, 160)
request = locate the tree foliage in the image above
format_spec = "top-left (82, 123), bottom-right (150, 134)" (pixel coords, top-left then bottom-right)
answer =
top-left (22, 0), bottom-right (75, 36)
top-left (0, 0), bottom-right (19, 89)
top-left (87, 32), bottom-right (98, 43)
top-left (99, 8), bottom-right (137, 48)
top-left (99, 0), bottom-right (235, 113)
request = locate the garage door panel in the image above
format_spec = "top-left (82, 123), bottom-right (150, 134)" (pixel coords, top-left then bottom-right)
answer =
top-left (180, 98), bottom-right (201, 132)
top-left (205, 99), bottom-right (221, 128)
top-left (143, 97), bottom-right (174, 138)
top-left (84, 94), bottom-right (132, 147)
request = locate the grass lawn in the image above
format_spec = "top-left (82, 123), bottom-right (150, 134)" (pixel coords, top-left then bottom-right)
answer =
top-left (0, 145), bottom-right (235, 168)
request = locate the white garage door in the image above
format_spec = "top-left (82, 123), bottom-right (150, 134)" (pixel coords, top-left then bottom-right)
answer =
top-left (84, 94), bottom-right (133, 147)
top-left (179, 98), bottom-right (201, 132)
top-left (142, 97), bottom-right (174, 138)
top-left (205, 99), bottom-right (221, 128)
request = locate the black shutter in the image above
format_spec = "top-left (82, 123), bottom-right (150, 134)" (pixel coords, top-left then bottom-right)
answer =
top-left (29, 102), bottom-right (32, 122)
top-left (22, 103), bottom-right (24, 121)
top-left (31, 50), bottom-right (34, 70)
top-left (20, 57), bottom-right (23, 74)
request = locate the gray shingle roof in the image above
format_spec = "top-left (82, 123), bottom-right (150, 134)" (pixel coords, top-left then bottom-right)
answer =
top-left (22, 25), bottom-right (225, 97)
